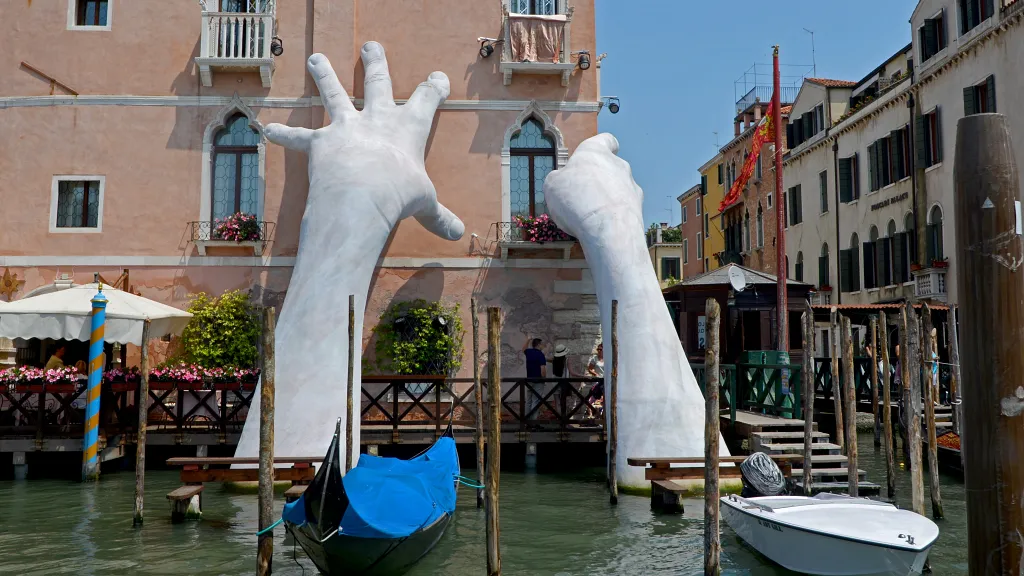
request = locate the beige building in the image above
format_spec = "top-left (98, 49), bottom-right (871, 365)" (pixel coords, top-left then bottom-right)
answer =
top-left (0, 0), bottom-right (605, 373)
top-left (647, 223), bottom-right (683, 288)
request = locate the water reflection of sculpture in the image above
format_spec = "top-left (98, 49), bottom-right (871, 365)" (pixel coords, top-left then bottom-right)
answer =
top-left (235, 42), bottom-right (728, 489)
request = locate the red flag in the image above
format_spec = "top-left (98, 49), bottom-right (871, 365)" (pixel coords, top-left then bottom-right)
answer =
top-left (719, 100), bottom-right (776, 212)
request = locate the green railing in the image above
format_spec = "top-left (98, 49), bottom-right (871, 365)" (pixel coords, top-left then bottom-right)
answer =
top-left (812, 357), bottom-right (875, 403)
top-left (694, 364), bottom-right (738, 425)
top-left (694, 362), bottom-right (805, 421)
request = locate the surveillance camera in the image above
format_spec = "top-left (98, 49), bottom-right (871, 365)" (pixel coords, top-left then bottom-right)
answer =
top-left (604, 97), bottom-right (620, 114)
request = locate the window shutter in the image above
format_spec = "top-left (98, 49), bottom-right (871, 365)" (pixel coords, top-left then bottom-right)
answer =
top-left (796, 261), bottom-right (804, 282)
top-left (786, 123), bottom-right (795, 149)
top-left (964, 86), bottom-right (977, 116)
top-left (967, 0), bottom-right (977, 30)
top-left (863, 242), bottom-right (876, 289)
top-left (894, 233), bottom-right (906, 282)
top-left (804, 111), bottom-right (814, 137)
top-left (839, 158), bottom-right (852, 203)
top-left (889, 131), bottom-right (901, 183)
top-left (839, 250), bottom-right (851, 292)
top-left (818, 255), bottom-right (828, 287)
top-left (986, 75), bottom-right (997, 113)
top-left (935, 109), bottom-right (943, 163)
top-left (926, 223), bottom-right (937, 263)
top-left (851, 247), bottom-right (861, 292)
top-left (940, 8), bottom-right (948, 47)
top-left (795, 185), bottom-right (803, 224)
top-left (868, 143), bottom-right (878, 191)
top-left (701, 175), bottom-right (707, 195)
top-left (916, 114), bottom-right (928, 167)
top-left (984, 0), bottom-right (994, 20)
top-left (853, 153), bottom-right (860, 199)
top-left (924, 20), bottom-right (936, 60)
top-left (717, 164), bottom-right (723, 184)
top-left (875, 239), bottom-right (887, 286)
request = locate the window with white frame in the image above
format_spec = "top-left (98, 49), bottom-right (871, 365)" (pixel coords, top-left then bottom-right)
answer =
top-left (958, 0), bottom-right (992, 36)
top-left (767, 192), bottom-right (773, 209)
top-left (68, 0), bottom-right (110, 29)
top-left (510, 118), bottom-right (557, 218)
top-left (51, 176), bottom-right (104, 232)
top-left (510, 0), bottom-right (557, 15)
top-left (919, 9), bottom-right (948, 61)
top-left (683, 238), bottom-right (689, 264)
top-left (212, 114), bottom-right (262, 220)
top-left (682, 205), bottom-right (688, 223)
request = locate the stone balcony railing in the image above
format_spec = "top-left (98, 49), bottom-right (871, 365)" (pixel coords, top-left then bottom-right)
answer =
top-left (913, 264), bottom-right (948, 302)
top-left (195, 11), bottom-right (276, 87)
top-left (500, 6), bottom-right (576, 86)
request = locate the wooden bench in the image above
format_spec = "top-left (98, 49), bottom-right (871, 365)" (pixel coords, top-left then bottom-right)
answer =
top-left (627, 455), bottom-right (801, 514)
top-left (284, 484), bottom-right (308, 503)
top-left (165, 456), bottom-right (322, 521)
top-left (167, 485), bottom-right (205, 523)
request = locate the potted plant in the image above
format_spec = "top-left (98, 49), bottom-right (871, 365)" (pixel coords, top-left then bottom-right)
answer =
top-left (150, 363), bottom-right (206, 391)
top-left (235, 367), bottom-right (261, 391)
top-left (106, 366), bottom-right (141, 392)
top-left (513, 214), bottom-right (571, 243)
top-left (818, 285), bottom-right (833, 292)
top-left (13, 366), bottom-right (80, 393)
top-left (213, 212), bottom-right (262, 243)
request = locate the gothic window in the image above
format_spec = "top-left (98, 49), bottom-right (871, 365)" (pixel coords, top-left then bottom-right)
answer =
top-left (212, 114), bottom-right (261, 221)
top-left (510, 119), bottom-right (557, 218)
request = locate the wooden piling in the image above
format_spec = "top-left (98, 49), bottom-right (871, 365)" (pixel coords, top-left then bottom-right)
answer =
top-left (947, 304), bottom-right (962, 437)
top-left (905, 305), bottom-right (925, 517)
top-left (257, 307), bottom-right (276, 576)
top-left (954, 113), bottom-right (1024, 575)
top-left (132, 320), bottom-right (151, 527)
top-left (879, 311), bottom-right (896, 500)
top-left (471, 298), bottom-right (485, 509)
top-left (800, 301), bottom-right (815, 496)
top-left (704, 298), bottom-right (721, 576)
top-left (841, 315), bottom-right (858, 497)
top-left (485, 307), bottom-right (502, 576)
top-left (921, 305), bottom-right (943, 519)
top-left (346, 295), bottom-right (355, 473)
top-left (609, 299), bottom-right (619, 505)
top-left (870, 317), bottom-right (880, 448)
top-left (829, 308), bottom-right (844, 452)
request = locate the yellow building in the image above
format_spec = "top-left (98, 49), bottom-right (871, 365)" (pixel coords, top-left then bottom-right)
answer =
top-left (698, 153), bottom-right (725, 272)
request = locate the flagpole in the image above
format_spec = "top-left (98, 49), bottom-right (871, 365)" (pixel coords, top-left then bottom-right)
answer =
top-left (774, 45), bottom-right (788, 352)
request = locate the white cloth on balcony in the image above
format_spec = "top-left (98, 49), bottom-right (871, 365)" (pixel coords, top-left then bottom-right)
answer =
top-left (508, 13), bottom-right (567, 63)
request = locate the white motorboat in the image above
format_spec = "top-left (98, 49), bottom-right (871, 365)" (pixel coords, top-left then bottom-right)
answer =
top-left (720, 493), bottom-right (939, 576)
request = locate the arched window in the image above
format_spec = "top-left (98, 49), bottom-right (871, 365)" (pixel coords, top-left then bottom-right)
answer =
top-left (786, 255), bottom-right (790, 278)
top-left (756, 203), bottom-right (764, 248)
top-left (743, 210), bottom-right (750, 251)
top-left (927, 205), bottom-right (944, 263)
top-left (886, 219), bottom-right (899, 285)
top-left (212, 113), bottom-right (261, 221)
top-left (510, 0), bottom-right (557, 15)
top-left (510, 119), bottom-right (556, 218)
top-left (796, 251), bottom-right (804, 282)
top-left (819, 243), bottom-right (830, 288)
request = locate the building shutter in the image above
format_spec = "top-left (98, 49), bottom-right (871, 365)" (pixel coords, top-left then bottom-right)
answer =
top-left (964, 86), bottom-right (977, 116)
top-left (818, 255), bottom-right (828, 287)
top-left (893, 233), bottom-right (906, 282)
top-left (939, 8), bottom-right (948, 47)
top-left (934, 109), bottom-right (943, 163)
top-left (986, 75), bottom-right (997, 113)
top-left (967, 0), bottom-right (977, 30)
top-left (851, 247), bottom-right (861, 292)
top-left (786, 123), bottom-right (795, 149)
top-left (890, 131), bottom-right (901, 183)
top-left (839, 158), bottom-right (852, 203)
top-left (923, 20), bottom-right (936, 60)
top-left (803, 112), bottom-right (813, 138)
top-left (985, 0), bottom-right (994, 20)
top-left (863, 242), bottom-right (876, 289)
top-left (852, 153), bottom-right (860, 199)
top-left (875, 239), bottom-right (888, 286)
top-left (718, 163), bottom-right (723, 184)
top-left (839, 250), bottom-right (851, 292)
top-left (868, 142), bottom-right (878, 191)
top-left (794, 185), bottom-right (802, 224)
top-left (916, 114), bottom-right (928, 167)
top-left (926, 223), bottom-right (937, 263)
top-left (701, 175), bottom-right (708, 195)
top-left (796, 261), bottom-right (804, 282)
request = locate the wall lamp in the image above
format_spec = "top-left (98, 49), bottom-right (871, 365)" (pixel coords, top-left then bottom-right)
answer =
top-left (270, 36), bottom-right (284, 56)
top-left (602, 96), bottom-right (620, 114)
top-left (478, 37), bottom-right (500, 58)
top-left (574, 50), bottom-right (591, 70)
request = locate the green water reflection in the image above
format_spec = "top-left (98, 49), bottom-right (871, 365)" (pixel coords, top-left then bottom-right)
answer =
top-left (0, 435), bottom-right (967, 575)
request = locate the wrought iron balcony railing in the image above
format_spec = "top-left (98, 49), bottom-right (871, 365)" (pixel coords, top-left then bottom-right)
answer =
top-left (189, 220), bottom-right (273, 243)
top-left (495, 221), bottom-right (575, 243)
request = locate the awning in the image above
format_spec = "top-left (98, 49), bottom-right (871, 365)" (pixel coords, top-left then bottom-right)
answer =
top-left (0, 283), bottom-right (191, 345)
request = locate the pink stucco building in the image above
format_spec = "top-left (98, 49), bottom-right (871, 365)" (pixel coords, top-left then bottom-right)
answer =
top-left (0, 0), bottom-right (603, 376)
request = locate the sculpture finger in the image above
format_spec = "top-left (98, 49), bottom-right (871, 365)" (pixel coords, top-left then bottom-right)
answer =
top-left (414, 198), bottom-right (465, 241)
top-left (264, 124), bottom-right (314, 153)
top-left (405, 71), bottom-right (450, 126)
top-left (361, 41), bottom-right (396, 111)
top-left (574, 133), bottom-right (620, 156)
top-left (307, 53), bottom-right (355, 122)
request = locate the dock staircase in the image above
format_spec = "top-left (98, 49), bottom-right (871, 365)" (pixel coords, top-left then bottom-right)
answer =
top-left (734, 412), bottom-right (881, 496)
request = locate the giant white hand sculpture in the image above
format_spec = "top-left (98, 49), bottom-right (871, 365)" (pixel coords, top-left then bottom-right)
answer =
top-left (545, 134), bottom-right (730, 489)
top-left (234, 43), bottom-right (464, 463)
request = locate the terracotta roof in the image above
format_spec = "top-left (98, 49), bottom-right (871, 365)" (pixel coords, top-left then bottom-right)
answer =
top-left (806, 77), bottom-right (857, 88)
top-left (780, 105), bottom-right (793, 115)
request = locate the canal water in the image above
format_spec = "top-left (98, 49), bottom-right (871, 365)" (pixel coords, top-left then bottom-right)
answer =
top-left (0, 434), bottom-right (967, 575)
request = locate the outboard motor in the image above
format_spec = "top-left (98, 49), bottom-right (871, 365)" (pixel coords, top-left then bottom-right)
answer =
top-left (739, 452), bottom-right (788, 498)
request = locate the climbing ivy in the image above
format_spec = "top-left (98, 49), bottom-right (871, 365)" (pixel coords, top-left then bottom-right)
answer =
top-left (371, 299), bottom-right (464, 376)
top-left (177, 290), bottom-right (261, 368)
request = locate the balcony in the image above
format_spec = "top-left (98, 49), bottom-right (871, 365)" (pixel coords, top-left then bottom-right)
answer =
top-left (496, 221), bottom-right (576, 260)
top-left (913, 264), bottom-right (948, 302)
top-left (189, 220), bottom-right (273, 256)
top-left (195, 10), bottom-right (276, 88)
top-left (500, 6), bottom-right (576, 87)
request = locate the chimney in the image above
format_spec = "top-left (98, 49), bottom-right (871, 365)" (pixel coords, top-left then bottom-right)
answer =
top-left (656, 226), bottom-right (663, 244)
top-left (734, 120), bottom-right (741, 137)
top-left (754, 102), bottom-right (762, 122)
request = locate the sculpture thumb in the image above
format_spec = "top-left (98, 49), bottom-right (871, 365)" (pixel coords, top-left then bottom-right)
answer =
top-left (575, 133), bottom-right (619, 156)
top-left (414, 198), bottom-right (465, 241)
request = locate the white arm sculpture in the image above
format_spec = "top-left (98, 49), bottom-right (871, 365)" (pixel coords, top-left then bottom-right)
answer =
top-left (234, 43), bottom-right (464, 463)
top-left (544, 134), bottom-right (731, 489)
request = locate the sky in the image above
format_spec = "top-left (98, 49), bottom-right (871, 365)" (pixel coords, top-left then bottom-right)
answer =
top-left (595, 0), bottom-right (917, 227)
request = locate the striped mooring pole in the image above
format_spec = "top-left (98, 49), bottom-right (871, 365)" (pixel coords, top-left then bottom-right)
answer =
top-left (82, 284), bottom-right (108, 482)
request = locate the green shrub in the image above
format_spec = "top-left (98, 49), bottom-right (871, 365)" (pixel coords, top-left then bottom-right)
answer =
top-left (371, 299), bottom-right (464, 376)
top-left (177, 290), bottom-right (261, 368)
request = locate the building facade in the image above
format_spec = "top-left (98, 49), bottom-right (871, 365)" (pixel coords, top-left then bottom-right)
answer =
top-left (698, 153), bottom-right (724, 274)
top-left (0, 0), bottom-right (604, 375)
top-left (647, 223), bottom-right (684, 288)
top-left (678, 184), bottom-right (703, 279)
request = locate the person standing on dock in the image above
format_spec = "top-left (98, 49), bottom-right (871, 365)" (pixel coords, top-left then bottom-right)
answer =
top-left (523, 337), bottom-right (548, 420)
top-left (585, 343), bottom-right (605, 419)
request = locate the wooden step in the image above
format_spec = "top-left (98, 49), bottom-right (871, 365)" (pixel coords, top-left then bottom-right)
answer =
top-left (807, 468), bottom-right (867, 481)
top-left (753, 431), bottom-right (829, 442)
top-left (793, 480), bottom-right (882, 496)
top-left (758, 442), bottom-right (842, 456)
top-left (791, 455), bottom-right (850, 468)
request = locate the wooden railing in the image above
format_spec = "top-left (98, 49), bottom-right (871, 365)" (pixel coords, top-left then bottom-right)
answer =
top-left (200, 12), bottom-right (274, 60)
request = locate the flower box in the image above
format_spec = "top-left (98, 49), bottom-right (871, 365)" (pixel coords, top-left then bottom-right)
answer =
top-left (15, 383), bottom-right (78, 394)
top-left (931, 259), bottom-right (948, 269)
top-left (818, 286), bottom-right (833, 292)
top-left (212, 381), bottom-right (242, 391)
top-left (910, 263), bottom-right (924, 272)
top-left (110, 382), bottom-right (137, 393)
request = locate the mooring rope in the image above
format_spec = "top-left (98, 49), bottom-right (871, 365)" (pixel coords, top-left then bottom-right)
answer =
top-left (256, 517), bottom-right (284, 536)
top-left (454, 475), bottom-right (485, 489)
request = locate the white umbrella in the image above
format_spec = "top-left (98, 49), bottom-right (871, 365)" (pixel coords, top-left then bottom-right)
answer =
top-left (0, 283), bottom-right (191, 345)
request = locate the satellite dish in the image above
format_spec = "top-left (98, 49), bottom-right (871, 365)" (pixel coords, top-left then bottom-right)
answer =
top-left (728, 266), bottom-right (747, 292)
